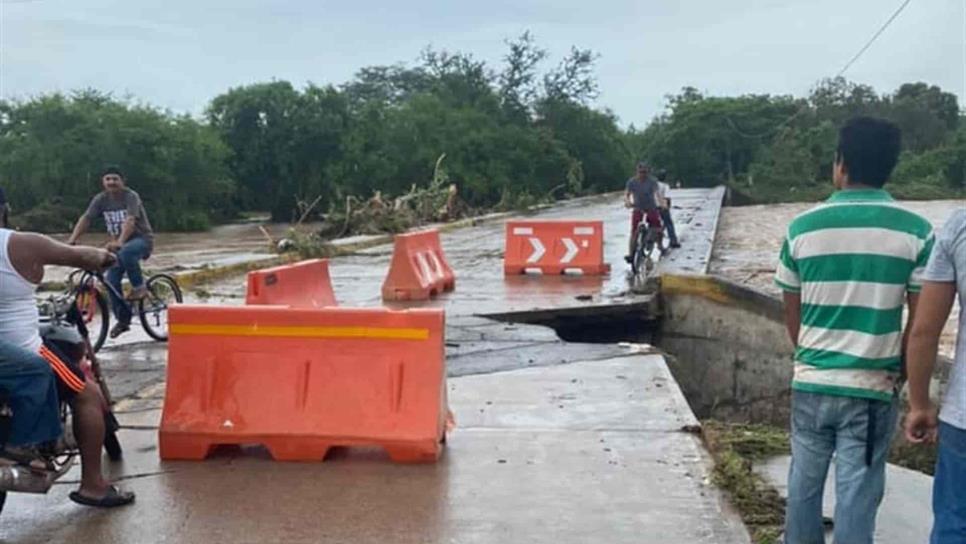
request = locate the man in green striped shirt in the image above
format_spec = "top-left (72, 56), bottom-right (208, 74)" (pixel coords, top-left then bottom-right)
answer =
top-left (776, 117), bottom-right (934, 544)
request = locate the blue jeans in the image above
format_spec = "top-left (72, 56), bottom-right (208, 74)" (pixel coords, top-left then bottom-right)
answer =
top-left (659, 208), bottom-right (678, 245)
top-left (932, 422), bottom-right (966, 543)
top-left (785, 390), bottom-right (898, 544)
top-left (107, 237), bottom-right (151, 326)
top-left (0, 340), bottom-right (62, 447)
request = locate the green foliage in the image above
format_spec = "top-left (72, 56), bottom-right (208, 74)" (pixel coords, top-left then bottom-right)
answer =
top-left (0, 91), bottom-right (235, 233)
top-left (206, 36), bottom-right (626, 223)
top-left (3, 39), bottom-right (961, 232)
top-left (641, 77), bottom-right (963, 203)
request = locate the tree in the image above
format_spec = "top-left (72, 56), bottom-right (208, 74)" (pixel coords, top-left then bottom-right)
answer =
top-left (0, 91), bottom-right (234, 232)
top-left (889, 83), bottom-right (960, 152)
top-left (543, 47), bottom-right (600, 105)
top-left (499, 31), bottom-right (548, 122)
top-left (208, 81), bottom-right (350, 220)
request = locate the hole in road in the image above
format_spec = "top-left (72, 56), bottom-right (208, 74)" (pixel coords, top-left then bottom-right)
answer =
top-left (483, 301), bottom-right (660, 344)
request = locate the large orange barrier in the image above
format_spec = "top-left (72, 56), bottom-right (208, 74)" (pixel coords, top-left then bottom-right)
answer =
top-left (504, 220), bottom-right (611, 275)
top-left (159, 305), bottom-right (449, 463)
top-left (245, 259), bottom-right (337, 308)
top-left (381, 229), bottom-right (455, 301)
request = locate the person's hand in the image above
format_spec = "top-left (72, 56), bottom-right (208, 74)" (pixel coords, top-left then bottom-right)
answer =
top-left (104, 240), bottom-right (121, 252)
top-left (904, 404), bottom-right (939, 444)
top-left (80, 247), bottom-right (117, 272)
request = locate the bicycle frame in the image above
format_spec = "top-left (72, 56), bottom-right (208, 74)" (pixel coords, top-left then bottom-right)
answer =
top-left (70, 270), bottom-right (133, 316)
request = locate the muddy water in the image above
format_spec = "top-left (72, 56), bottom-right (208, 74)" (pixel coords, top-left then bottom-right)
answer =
top-left (43, 221), bottom-right (318, 285)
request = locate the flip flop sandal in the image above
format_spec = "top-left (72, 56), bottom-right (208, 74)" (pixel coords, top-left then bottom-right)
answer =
top-left (69, 485), bottom-right (135, 508)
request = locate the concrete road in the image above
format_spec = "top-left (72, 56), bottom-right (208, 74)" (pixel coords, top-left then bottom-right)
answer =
top-left (1, 351), bottom-right (749, 544)
top-left (1, 188), bottom-right (747, 543)
top-left (191, 187), bottom-right (725, 316)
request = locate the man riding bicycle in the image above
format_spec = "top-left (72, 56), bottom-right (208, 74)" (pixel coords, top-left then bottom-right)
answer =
top-left (0, 227), bottom-right (134, 507)
top-left (68, 166), bottom-right (154, 339)
top-left (624, 161), bottom-right (662, 264)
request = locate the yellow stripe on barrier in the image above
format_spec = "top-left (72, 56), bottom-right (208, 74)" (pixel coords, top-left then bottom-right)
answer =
top-left (170, 324), bottom-right (430, 341)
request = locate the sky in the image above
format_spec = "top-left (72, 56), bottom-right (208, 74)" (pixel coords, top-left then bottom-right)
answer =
top-left (0, 0), bottom-right (963, 127)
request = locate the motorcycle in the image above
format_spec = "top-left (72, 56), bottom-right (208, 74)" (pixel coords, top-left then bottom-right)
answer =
top-left (0, 300), bottom-right (122, 514)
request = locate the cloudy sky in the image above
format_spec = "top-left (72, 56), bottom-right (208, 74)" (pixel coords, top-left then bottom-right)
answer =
top-left (0, 0), bottom-right (962, 127)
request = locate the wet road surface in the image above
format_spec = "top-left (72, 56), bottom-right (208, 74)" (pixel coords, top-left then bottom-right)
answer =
top-left (2, 188), bottom-right (750, 543)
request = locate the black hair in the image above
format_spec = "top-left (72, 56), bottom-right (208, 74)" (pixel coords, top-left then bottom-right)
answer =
top-left (836, 117), bottom-right (901, 188)
top-left (100, 165), bottom-right (125, 180)
top-left (656, 169), bottom-right (668, 181)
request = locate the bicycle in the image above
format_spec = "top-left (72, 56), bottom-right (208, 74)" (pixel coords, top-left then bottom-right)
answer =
top-left (630, 216), bottom-right (666, 279)
top-left (40, 268), bottom-right (183, 353)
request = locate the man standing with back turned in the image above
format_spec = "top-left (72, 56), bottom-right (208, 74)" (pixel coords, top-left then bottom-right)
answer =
top-left (775, 117), bottom-right (934, 544)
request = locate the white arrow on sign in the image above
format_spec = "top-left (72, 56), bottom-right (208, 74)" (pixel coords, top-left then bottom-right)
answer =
top-left (561, 238), bottom-right (579, 263)
top-left (526, 237), bottom-right (546, 263)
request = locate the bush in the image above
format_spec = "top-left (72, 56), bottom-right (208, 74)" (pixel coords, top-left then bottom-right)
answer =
top-left (11, 201), bottom-right (82, 233)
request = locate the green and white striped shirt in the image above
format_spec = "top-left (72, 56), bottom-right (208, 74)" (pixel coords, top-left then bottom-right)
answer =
top-left (775, 189), bottom-right (934, 401)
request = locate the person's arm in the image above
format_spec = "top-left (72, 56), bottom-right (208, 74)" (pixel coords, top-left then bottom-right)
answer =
top-left (775, 234), bottom-right (802, 346)
top-left (783, 292), bottom-right (801, 345)
top-left (10, 232), bottom-right (115, 281)
top-left (67, 215), bottom-right (90, 245)
top-left (624, 180), bottom-right (634, 208)
top-left (902, 292), bottom-right (920, 359)
top-left (68, 194), bottom-right (101, 245)
top-left (904, 281), bottom-right (956, 443)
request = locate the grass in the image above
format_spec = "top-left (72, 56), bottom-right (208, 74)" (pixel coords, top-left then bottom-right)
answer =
top-left (701, 420), bottom-right (789, 544)
top-left (890, 440), bottom-right (937, 476)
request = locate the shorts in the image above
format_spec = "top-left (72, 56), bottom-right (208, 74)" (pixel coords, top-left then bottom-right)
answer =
top-left (631, 209), bottom-right (662, 233)
top-left (0, 340), bottom-right (62, 446)
top-left (38, 341), bottom-right (86, 400)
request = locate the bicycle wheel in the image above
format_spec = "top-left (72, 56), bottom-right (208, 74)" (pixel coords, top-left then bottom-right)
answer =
top-left (644, 232), bottom-right (658, 272)
top-left (76, 286), bottom-right (109, 353)
top-left (632, 227), bottom-right (647, 276)
top-left (138, 274), bottom-right (182, 342)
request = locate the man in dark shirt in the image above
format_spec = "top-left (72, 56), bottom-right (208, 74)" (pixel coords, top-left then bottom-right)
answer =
top-left (67, 166), bottom-right (155, 338)
top-left (624, 161), bottom-right (662, 262)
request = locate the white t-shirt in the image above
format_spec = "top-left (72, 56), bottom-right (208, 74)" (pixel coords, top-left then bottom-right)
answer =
top-left (657, 182), bottom-right (670, 208)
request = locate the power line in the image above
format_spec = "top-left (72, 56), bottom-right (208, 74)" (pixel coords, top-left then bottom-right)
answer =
top-left (835, 0), bottom-right (914, 79)
top-left (727, 0), bottom-right (915, 140)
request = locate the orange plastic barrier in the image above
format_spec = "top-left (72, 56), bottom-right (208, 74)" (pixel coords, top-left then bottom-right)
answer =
top-left (159, 304), bottom-right (449, 463)
top-left (246, 259), bottom-right (337, 308)
top-left (504, 220), bottom-right (611, 275)
top-left (381, 229), bottom-right (455, 301)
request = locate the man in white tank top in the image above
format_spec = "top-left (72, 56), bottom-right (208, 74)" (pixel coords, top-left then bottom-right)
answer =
top-left (0, 228), bottom-right (134, 507)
